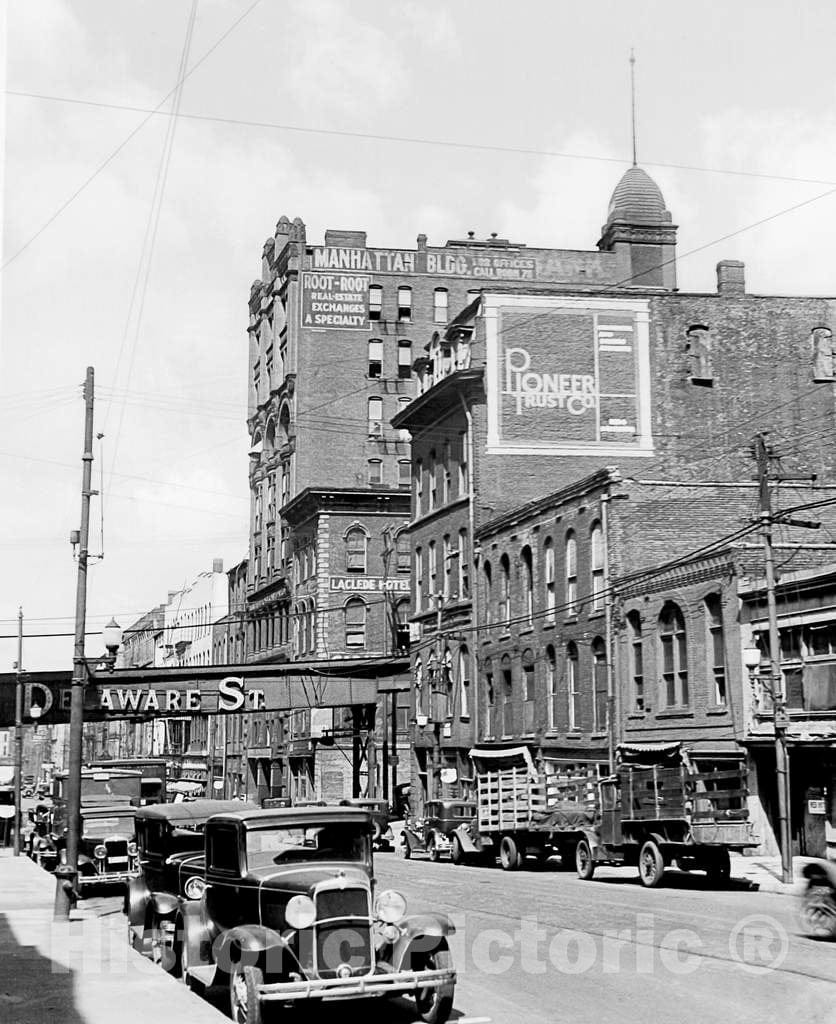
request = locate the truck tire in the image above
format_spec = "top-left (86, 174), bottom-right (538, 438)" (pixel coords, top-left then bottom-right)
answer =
top-left (575, 839), bottom-right (595, 880)
top-left (638, 840), bottom-right (665, 888)
top-left (704, 848), bottom-right (731, 888)
top-left (499, 835), bottom-right (523, 871)
top-left (450, 835), bottom-right (464, 865)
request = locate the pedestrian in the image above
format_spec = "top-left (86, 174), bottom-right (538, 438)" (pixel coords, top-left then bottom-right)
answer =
top-left (0, 792), bottom-right (15, 847)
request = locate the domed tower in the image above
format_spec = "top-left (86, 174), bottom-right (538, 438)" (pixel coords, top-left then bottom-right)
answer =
top-left (597, 165), bottom-right (677, 289)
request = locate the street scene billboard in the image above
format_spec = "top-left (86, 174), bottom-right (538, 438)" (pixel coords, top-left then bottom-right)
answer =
top-left (300, 270), bottom-right (370, 330)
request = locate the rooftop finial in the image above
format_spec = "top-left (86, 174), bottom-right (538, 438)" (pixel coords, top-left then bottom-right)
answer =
top-left (630, 48), bottom-right (637, 166)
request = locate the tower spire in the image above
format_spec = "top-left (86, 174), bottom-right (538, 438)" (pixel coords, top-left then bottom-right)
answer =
top-left (630, 48), bottom-right (637, 166)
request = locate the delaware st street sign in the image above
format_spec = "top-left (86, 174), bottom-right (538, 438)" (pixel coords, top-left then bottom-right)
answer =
top-left (0, 656), bottom-right (409, 728)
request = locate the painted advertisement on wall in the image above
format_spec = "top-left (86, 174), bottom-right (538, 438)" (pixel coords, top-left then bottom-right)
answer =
top-left (300, 270), bottom-right (370, 329)
top-left (486, 296), bottom-right (652, 455)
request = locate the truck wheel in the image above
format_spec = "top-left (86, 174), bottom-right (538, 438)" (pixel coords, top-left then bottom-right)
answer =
top-left (450, 835), bottom-right (464, 865)
top-left (230, 963), bottom-right (264, 1024)
top-left (575, 839), bottom-right (595, 880)
top-left (499, 835), bottom-right (523, 871)
top-left (413, 943), bottom-right (454, 1024)
top-left (638, 840), bottom-right (665, 888)
top-left (704, 848), bottom-right (731, 888)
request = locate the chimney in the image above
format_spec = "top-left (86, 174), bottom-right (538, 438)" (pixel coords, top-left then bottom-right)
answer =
top-left (167, 591), bottom-right (178, 604)
top-left (212, 558), bottom-right (224, 574)
top-left (416, 233), bottom-right (427, 251)
top-left (716, 260), bottom-right (745, 296)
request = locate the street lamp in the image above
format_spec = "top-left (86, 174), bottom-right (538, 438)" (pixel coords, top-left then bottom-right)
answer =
top-left (742, 643), bottom-right (793, 883)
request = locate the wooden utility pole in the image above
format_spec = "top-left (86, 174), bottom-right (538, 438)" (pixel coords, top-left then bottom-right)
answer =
top-left (13, 607), bottom-right (23, 855)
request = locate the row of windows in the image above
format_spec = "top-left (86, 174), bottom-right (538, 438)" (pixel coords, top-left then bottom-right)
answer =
top-left (368, 396), bottom-right (411, 438)
top-left (414, 435), bottom-right (467, 517)
top-left (415, 529), bottom-right (470, 609)
top-left (368, 339), bottom-right (414, 379)
top-left (685, 324), bottom-right (836, 385)
top-left (366, 285), bottom-right (450, 325)
top-left (344, 526), bottom-right (410, 573)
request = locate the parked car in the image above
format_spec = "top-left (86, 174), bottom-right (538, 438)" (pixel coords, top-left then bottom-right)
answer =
top-left (339, 797), bottom-right (394, 850)
top-left (55, 803), bottom-right (139, 890)
top-left (401, 800), bottom-right (477, 863)
top-left (799, 858), bottom-right (836, 940)
top-left (177, 806), bottom-right (456, 1023)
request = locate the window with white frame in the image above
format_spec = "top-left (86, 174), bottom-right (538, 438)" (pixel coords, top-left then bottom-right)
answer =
top-left (458, 645), bottom-right (470, 718)
top-left (428, 540), bottom-right (437, 600)
top-left (397, 396), bottom-right (411, 441)
top-left (345, 526), bottom-right (367, 573)
top-left (368, 339), bottom-right (383, 378)
top-left (428, 450), bottom-right (437, 509)
top-left (368, 458), bottom-right (383, 485)
top-left (521, 545), bottom-right (534, 624)
top-left (369, 285), bottom-right (382, 321)
top-left (659, 602), bottom-right (689, 708)
top-left (415, 546), bottom-right (423, 612)
top-left (590, 522), bottom-right (604, 611)
top-left (398, 460), bottom-right (411, 487)
top-left (368, 397), bottom-right (383, 437)
top-left (396, 528), bottom-right (410, 573)
top-left (544, 537), bottom-right (555, 619)
top-left (442, 534), bottom-right (452, 599)
top-left (546, 644), bottom-right (558, 730)
top-left (522, 648), bottom-right (535, 733)
top-left (705, 594), bottom-right (726, 705)
top-left (415, 459), bottom-right (423, 517)
top-left (398, 340), bottom-right (412, 379)
top-left (442, 440), bottom-right (451, 504)
top-left (627, 610), bottom-right (644, 712)
top-left (433, 288), bottom-right (448, 324)
top-left (565, 530), bottom-right (578, 615)
top-left (458, 431), bottom-right (467, 497)
top-left (397, 286), bottom-right (412, 322)
top-left (567, 642), bottom-right (579, 730)
top-left (458, 528), bottom-right (469, 599)
top-left (345, 598), bottom-right (366, 648)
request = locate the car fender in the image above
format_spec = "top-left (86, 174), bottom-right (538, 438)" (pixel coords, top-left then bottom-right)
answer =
top-left (392, 913), bottom-right (455, 972)
top-left (215, 924), bottom-right (293, 977)
top-left (180, 900), bottom-right (217, 970)
top-left (452, 823), bottom-right (479, 854)
top-left (150, 892), bottom-right (181, 919)
top-left (802, 858), bottom-right (836, 889)
top-left (125, 876), bottom-right (152, 926)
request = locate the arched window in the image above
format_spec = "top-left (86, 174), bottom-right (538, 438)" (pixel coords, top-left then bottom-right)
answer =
top-left (442, 534), bottom-right (452, 599)
top-left (368, 339), bottom-right (383, 378)
top-left (397, 285), bottom-right (412, 322)
top-left (705, 593), bottom-right (726, 705)
top-left (395, 598), bottom-right (410, 652)
top-left (428, 450), bottom-right (437, 509)
top-left (279, 404), bottom-right (291, 447)
top-left (345, 526), bottom-right (367, 573)
top-left (812, 327), bottom-right (835, 382)
top-left (398, 339), bottom-right (412, 379)
top-left (307, 601), bottom-right (317, 654)
top-left (501, 654), bottom-right (514, 737)
top-left (483, 657), bottom-right (495, 739)
top-left (414, 459), bottom-right (423, 517)
top-left (395, 528), bottom-right (410, 573)
top-left (414, 658), bottom-right (424, 716)
top-left (428, 540), bottom-right (437, 599)
top-left (567, 642), bottom-right (579, 731)
top-left (345, 598), bottom-right (366, 649)
top-left (546, 644), bottom-right (558, 730)
top-left (627, 611), bottom-right (644, 712)
top-left (367, 397), bottom-right (383, 437)
top-left (565, 531), bottom-right (578, 615)
top-left (433, 288), bottom-right (448, 324)
top-left (443, 648), bottom-right (454, 718)
top-left (659, 602), bottom-right (689, 708)
top-left (544, 537), bottom-right (555, 620)
top-left (521, 545), bottom-right (533, 623)
top-left (483, 561), bottom-right (493, 624)
top-left (458, 528), bottom-right (469, 599)
top-left (499, 553), bottom-right (511, 626)
top-left (522, 648), bottom-right (535, 733)
top-left (592, 636), bottom-right (607, 733)
top-left (414, 546), bottom-right (423, 612)
top-left (458, 645), bottom-right (470, 718)
top-left (590, 522), bottom-right (604, 611)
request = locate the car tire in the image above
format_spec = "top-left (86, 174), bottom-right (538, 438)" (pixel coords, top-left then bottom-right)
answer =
top-left (499, 835), bottom-right (522, 871)
top-left (400, 836), bottom-right (412, 860)
top-left (450, 835), bottom-right (464, 865)
top-left (799, 887), bottom-right (836, 940)
top-left (428, 836), bottom-right (440, 863)
top-left (575, 839), bottom-right (595, 880)
top-left (230, 962), bottom-right (264, 1024)
top-left (638, 840), bottom-right (665, 888)
top-left (413, 942), bottom-right (455, 1024)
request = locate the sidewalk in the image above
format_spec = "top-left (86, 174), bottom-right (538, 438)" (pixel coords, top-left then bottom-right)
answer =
top-left (730, 851), bottom-right (819, 895)
top-left (0, 849), bottom-right (228, 1024)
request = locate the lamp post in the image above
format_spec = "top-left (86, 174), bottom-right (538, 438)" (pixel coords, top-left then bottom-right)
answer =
top-left (743, 644), bottom-right (793, 883)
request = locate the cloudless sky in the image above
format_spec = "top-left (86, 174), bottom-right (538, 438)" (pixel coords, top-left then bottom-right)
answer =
top-left (4, 0), bottom-right (836, 671)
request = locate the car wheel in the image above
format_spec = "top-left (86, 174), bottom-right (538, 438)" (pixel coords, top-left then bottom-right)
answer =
top-left (400, 836), bottom-right (412, 860)
top-left (799, 888), bottom-right (836, 940)
top-left (499, 835), bottom-right (522, 871)
top-left (230, 963), bottom-right (264, 1024)
top-left (450, 835), bottom-right (464, 865)
top-left (428, 836), bottom-right (440, 863)
top-left (638, 840), bottom-right (665, 888)
top-left (704, 848), bottom-right (731, 888)
top-left (575, 839), bottom-right (595, 880)
top-left (414, 943), bottom-right (454, 1024)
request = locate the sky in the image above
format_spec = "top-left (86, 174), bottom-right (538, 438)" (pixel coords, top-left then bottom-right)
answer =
top-left (4, 0), bottom-right (836, 672)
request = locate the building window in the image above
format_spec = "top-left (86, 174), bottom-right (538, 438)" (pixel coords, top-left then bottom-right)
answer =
top-left (659, 601), bottom-right (689, 708)
top-left (368, 458), bottom-right (383, 485)
top-left (521, 545), bottom-right (534, 624)
top-left (344, 598), bottom-right (366, 648)
top-left (483, 561), bottom-right (492, 624)
top-left (686, 324), bottom-right (713, 385)
top-left (428, 540), bottom-right (437, 601)
top-left (369, 285), bottom-right (382, 321)
top-left (812, 326), bottom-right (835, 382)
top-left (415, 546), bottom-right (423, 612)
top-left (458, 528), bottom-right (469, 599)
top-left (397, 285), bottom-right (412, 322)
top-left (441, 440), bottom-right (451, 504)
top-left (546, 644), bottom-right (558, 730)
top-left (433, 288), bottom-right (448, 324)
top-left (398, 339), bottom-right (412, 379)
top-left (345, 526), bottom-right (367, 573)
top-left (705, 593), bottom-right (727, 705)
top-left (443, 648), bottom-right (454, 719)
top-left (501, 654), bottom-right (513, 736)
top-left (397, 396), bottom-right (411, 441)
top-left (458, 645), bottom-right (470, 718)
top-left (544, 537), bottom-right (555, 620)
top-left (442, 534), bottom-right (452, 599)
top-left (414, 659), bottom-right (424, 716)
top-left (415, 459), bottom-right (423, 517)
top-left (567, 642), bottom-right (579, 731)
top-left (522, 649), bottom-right (535, 733)
top-left (395, 599), bottom-right (410, 652)
top-left (396, 528), bottom-right (410, 572)
top-left (398, 459), bottom-right (411, 487)
top-left (627, 611), bottom-right (644, 712)
top-left (368, 339), bottom-right (383, 378)
top-left (590, 522), bottom-right (604, 612)
top-left (484, 658), bottom-right (495, 739)
top-left (499, 553), bottom-right (511, 627)
top-left (368, 397), bottom-right (383, 437)
top-left (458, 430), bottom-right (467, 497)
top-left (592, 636), bottom-right (607, 733)
top-left (565, 530), bottom-right (578, 616)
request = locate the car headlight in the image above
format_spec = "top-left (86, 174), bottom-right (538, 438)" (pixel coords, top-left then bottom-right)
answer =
top-left (37, 839), bottom-right (49, 850)
top-left (127, 842), bottom-right (138, 857)
top-left (285, 894), bottom-right (316, 930)
top-left (374, 889), bottom-right (407, 923)
top-left (183, 876), bottom-right (206, 900)
top-left (94, 844), bottom-right (107, 859)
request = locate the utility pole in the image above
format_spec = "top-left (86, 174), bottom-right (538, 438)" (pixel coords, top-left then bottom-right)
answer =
top-left (754, 432), bottom-right (793, 884)
top-left (56, 367), bottom-right (96, 918)
top-left (13, 607), bottom-right (23, 855)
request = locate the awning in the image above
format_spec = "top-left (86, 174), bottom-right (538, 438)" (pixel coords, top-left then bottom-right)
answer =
top-left (167, 780), bottom-right (204, 795)
top-left (468, 745), bottom-right (536, 777)
top-left (0, 767), bottom-right (15, 788)
top-left (617, 741), bottom-right (681, 765)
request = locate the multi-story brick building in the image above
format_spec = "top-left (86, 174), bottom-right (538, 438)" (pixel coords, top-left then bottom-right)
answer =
top-left (394, 163), bottom-right (836, 845)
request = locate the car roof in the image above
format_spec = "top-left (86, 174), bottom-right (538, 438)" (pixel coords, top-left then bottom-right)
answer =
top-left (80, 804), bottom-right (136, 816)
top-left (207, 806), bottom-right (373, 828)
top-left (134, 800), bottom-right (255, 823)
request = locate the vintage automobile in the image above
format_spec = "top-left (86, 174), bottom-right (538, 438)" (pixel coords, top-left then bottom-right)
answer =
top-left (54, 803), bottom-right (139, 890)
top-left (177, 806), bottom-right (456, 1023)
top-left (799, 858), bottom-right (836, 940)
top-left (400, 800), bottom-right (477, 863)
top-left (126, 799), bottom-right (253, 970)
top-left (27, 801), bottom-right (58, 870)
top-left (339, 797), bottom-right (394, 850)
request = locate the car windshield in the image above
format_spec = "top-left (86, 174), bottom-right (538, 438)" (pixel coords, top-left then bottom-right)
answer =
top-left (82, 814), bottom-right (135, 837)
top-left (245, 823), bottom-right (370, 869)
